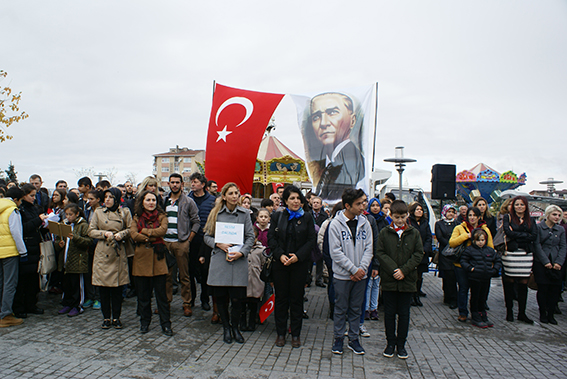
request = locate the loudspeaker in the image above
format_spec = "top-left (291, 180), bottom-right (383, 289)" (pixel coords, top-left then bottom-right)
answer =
top-left (431, 164), bottom-right (456, 200)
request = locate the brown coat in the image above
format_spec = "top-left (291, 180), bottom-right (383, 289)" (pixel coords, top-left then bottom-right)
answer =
top-left (130, 213), bottom-right (168, 277)
top-left (88, 207), bottom-right (132, 287)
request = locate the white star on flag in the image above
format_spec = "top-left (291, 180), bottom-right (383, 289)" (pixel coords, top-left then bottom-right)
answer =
top-left (216, 126), bottom-right (232, 142)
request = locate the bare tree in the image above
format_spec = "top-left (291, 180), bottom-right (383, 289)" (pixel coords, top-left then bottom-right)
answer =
top-left (125, 172), bottom-right (138, 185)
top-left (104, 167), bottom-right (118, 185)
top-left (73, 167), bottom-right (95, 180)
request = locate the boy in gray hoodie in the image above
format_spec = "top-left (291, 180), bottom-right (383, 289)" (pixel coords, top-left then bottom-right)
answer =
top-left (329, 188), bottom-right (373, 355)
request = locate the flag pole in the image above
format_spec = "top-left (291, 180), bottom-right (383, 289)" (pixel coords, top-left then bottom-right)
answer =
top-left (371, 82), bottom-right (379, 172)
top-left (212, 80), bottom-right (216, 99)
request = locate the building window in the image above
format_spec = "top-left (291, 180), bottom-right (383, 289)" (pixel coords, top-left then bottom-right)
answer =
top-left (183, 176), bottom-right (190, 182)
top-left (162, 157), bottom-right (170, 163)
top-left (183, 157), bottom-right (191, 163)
top-left (162, 167), bottom-right (169, 172)
top-left (161, 177), bottom-right (169, 182)
top-left (183, 167), bottom-right (191, 173)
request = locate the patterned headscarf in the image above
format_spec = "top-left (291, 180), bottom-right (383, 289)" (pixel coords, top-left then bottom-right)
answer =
top-left (441, 204), bottom-right (457, 220)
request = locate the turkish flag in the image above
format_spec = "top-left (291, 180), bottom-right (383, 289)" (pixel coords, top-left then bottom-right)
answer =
top-left (271, 183), bottom-right (284, 193)
top-left (259, 293), bottom-right (275, 323)
top-left (205, 84), bottom-right (284, 195)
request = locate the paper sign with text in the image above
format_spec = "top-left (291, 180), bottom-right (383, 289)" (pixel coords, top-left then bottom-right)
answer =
top-left (215, 222), bottom-right (244, 245)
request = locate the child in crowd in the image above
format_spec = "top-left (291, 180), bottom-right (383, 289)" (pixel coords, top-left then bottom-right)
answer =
top-left (56, 204), bottom-right (92, 317)
top-left (254, 208), bottom-right (273, 307)
top-left (364, 198), bottom-right (390, 321)
top-left (460, 228), bottom-right (501, 328)
top-left (376, 200), bottom-right (423, 359)
top-left (329, 189), bottom-right (373, 356)
top-left (83, 189), bottom-right (103, 310)
top-left (242, 228), bottom-right (267, 331)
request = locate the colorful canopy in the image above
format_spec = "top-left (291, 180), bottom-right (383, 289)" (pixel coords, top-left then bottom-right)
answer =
top-left (254, 134), bottom-right (309, 185)
top-left (456, 163), bottom-right (526, 203)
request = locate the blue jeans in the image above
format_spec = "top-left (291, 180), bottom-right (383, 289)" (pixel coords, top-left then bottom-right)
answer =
top-left (454, 266), bottom-right (469, 317)
top-left (0, 256), bottom-right (19, 319)
top-left (366, 276), bottom-right (380, 311)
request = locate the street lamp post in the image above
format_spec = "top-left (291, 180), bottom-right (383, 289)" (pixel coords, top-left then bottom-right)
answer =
top-left (384, 146), bottom-right (416, 200)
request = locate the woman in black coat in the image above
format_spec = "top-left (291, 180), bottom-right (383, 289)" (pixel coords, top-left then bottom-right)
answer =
top-left (13, 184), bottom-right (48, 318)
top-left (268, 186), bottom-right (316, 349)
top-left (434, 204), bottom-right (458, 309)
top-left (502, 196), bottom-right (537, 323)
top-left (533, 205), bottom-right (566, 324)
top-left (407, 202), bottom-right (432, 306)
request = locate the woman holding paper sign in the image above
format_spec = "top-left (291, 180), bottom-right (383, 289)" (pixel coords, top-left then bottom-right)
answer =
top-left (268, 185), bottom-right (316, 348)
top-left (204, 183), bottom-right (254, 344)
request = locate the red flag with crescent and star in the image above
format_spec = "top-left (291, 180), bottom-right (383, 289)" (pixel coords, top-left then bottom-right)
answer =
top-left (259, 293), bottom-right (275, 323)
top-left (205, 84), bottom-right (285, 194)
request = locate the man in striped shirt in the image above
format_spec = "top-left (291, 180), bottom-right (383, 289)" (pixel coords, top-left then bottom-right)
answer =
top-left (164, 173), bottom-right (200, 317)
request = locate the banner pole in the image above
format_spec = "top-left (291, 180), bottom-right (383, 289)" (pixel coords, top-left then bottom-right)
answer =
top-left (371, 82), bottom-right (379, 172)
top-left (212, 80), bottom-right (216, 99)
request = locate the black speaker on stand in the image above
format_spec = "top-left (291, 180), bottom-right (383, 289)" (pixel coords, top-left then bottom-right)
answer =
top-left (431, 164), bottom-right (456, 200)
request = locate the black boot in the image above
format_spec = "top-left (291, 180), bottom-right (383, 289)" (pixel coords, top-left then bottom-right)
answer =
top-left (217, 298), bottom-right (232, 344)
top-left (539, 309), bottom-right (549, 323)
top-left (503, 281), bottom-right (515, 322)
top-left (548, 309), bottom-right (558, 325)
top-left (517, 284), bottom-right (533, 324)
top-left (230, 298), bottom-right (245, 343)
top-left (410, 294), bottom-right (417, 306)
top-left (414, 293), bottom-right (423, 307)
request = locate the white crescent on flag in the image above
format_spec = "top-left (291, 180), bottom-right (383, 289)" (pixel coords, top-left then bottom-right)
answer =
top-left (215, 97), bottom-right (253, 128)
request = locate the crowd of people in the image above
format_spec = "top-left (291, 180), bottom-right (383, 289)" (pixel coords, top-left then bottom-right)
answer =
top-left (0, 173), bottom-right (565, 360)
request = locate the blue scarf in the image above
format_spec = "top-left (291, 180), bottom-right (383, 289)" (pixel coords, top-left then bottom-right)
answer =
top-left (287, 207), bottom-right (304, 220)
top-left (367, 198), bottom-right (384, 221)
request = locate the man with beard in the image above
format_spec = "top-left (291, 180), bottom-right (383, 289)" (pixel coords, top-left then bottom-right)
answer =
top-left (163, 173), bottom-right (200, 316)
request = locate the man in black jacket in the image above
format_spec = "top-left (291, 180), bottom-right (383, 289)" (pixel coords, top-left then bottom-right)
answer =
top-left (310, 196), bottom-right (328, 287)
top-left (28, 174), bottom-right (49, 214)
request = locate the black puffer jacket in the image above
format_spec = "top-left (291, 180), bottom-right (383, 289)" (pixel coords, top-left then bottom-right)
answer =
top-left (19, 200), bottom-right (43, 274)
top-left (460, 244), bottom-right (502, 281)
top-left (435, 218), bottom-right (458, 271)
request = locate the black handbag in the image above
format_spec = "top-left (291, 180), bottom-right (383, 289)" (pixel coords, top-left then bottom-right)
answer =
top-left (260, 255), bottom-right (273, 282)
top-left (154, 243), bottom-right (176, 269)
top-left (441, 243), bottom-right (466, 260)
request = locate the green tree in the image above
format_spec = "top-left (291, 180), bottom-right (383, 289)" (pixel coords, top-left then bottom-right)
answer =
top-left (5, 161), bottom-right (17, 182)
top-left (1, 70), bottom-right (29, 142)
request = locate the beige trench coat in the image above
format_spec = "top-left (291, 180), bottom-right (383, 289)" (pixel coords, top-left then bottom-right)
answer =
top-left (247, 242), bottom-right (267, 298)
top-left (88, 207), bottom-right (132, 287)
top-left (130, 213), bottom-right (168, 277)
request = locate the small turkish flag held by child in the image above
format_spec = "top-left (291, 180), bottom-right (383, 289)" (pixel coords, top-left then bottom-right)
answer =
top-left (259, 294), bottom-right (275, 323)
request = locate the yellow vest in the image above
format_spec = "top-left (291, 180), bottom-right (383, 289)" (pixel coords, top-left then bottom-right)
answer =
top-left (0, 198), bottom-right (20, 259)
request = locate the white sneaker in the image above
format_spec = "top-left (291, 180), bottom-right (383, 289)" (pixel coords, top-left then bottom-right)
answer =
top-left (359, 324), bottom-right (370, 338)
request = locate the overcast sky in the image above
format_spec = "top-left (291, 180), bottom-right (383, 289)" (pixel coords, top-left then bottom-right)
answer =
top-left (2, 1), bottom-right (566, 194)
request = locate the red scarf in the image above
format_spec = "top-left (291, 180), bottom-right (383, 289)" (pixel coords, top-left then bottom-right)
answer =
top-left (137, 210), bottom-right (163, 244)
top-left (464, 219), bottom-right (486, 233)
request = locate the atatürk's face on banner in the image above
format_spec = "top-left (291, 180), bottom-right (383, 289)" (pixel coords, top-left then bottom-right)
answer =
top-left (310, 93), bottom-right (356, 149)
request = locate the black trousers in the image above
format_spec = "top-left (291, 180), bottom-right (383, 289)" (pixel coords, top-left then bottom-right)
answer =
top-left (537, 283), bottom-right (562, 314)
top-left (135, 275), bottom-right (171, 328)
top-left (62, 273), bottom-right (84, 309)
top-left (469, 279), bottom-right (490, 314)
top-left (13, 271), bottom-right (39, 313)
top-left (383, 291), bottom-right (412, 348)
top-left (99, 286), bottom-right (123, 320)
top-left (189, 234), bottom-right (209, 305)
top-left (272, 260), bottom-right (309, 337)
top-left (440, 269), bottom-right (457, 304)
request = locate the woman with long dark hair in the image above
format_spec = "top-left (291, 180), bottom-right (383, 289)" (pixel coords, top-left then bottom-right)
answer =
top-left (449, 206), bottom-right (493, 322)
top-left (13, 184), bottom-right (48, 318)
top-left (533, 205), bottom-right (565, 324)
top-left (130, 190), bottom-right (172, 336)
top-left (268, 185), bottom-right (316, 348)
top-left (502, 196), bottom-right (537, 323)
top-left (407, 202), bottom-right (432, 306)
top-left (204, 183), bottom-right (255, 344)
top-left (472, 197), bottom-right (496, 239)
top-left (88, 188), bottom-right (132, 329)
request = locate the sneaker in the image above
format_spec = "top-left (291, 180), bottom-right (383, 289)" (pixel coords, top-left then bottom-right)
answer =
top-left (83, 299), bottom-right (94, 308)
top-left (58, 306), bottom-right (72, 315)
top-left (471, 319), bottom-right (488, 328)
top-left (359, 324), bottom-right (370, 338)
top-left (112, 319), bottom-right (123, 329)
top-left (93, 300), bottom-right (101, 310)
top-left (364, 310), bottom-right (370, 320)
top-left (348, 339), bottom-right (365, 355)
top-left (383, 345), bottom-right (395, 358)
top-left (397, 346), bottom-right (409, 359)
top-left (68, 307), bottom-right (83, 317)
top-left (101, 319), bottom-right (112, 329)
top-left (370, 309), bottom-right (379, 320)
top-left (332, 338), bottom-right (344, 355)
